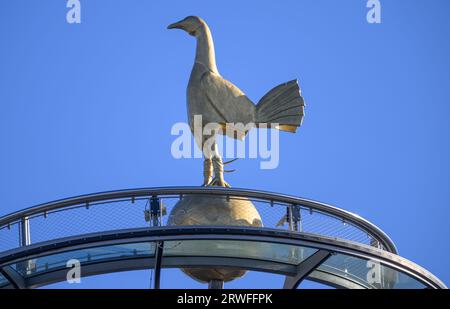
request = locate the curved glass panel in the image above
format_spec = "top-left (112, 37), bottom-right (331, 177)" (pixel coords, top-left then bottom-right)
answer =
top-left (163, 240), bottom-right (318, 265)
top-left (314, 253), bottom-right (427, 289)
top-left (12, 242), bottom-right (155, 277)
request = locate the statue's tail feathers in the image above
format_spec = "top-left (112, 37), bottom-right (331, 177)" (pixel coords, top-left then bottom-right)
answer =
top-left (255, 80), bottom-right (305, 133)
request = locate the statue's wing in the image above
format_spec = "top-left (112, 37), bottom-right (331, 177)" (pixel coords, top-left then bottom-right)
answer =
top-left (200, 71), bottom-right (256, 139)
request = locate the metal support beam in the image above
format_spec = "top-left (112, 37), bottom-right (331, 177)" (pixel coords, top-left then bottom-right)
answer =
top-left (283, 250), bottom-right (331, 289)
top-left (0, 266), bottom-right (26, 289)
top-left (153, 241), bottom-right (164, 289)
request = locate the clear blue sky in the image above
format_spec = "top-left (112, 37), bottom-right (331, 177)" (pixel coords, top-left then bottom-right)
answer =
top-left (0, 0), bottom-right (449, 288)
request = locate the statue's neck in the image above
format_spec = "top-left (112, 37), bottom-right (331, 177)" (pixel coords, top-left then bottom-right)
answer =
top-left (195, 25), bottom-right (218, 73)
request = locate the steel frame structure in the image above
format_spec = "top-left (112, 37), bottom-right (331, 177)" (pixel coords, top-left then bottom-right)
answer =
top-left (0, 187), bottom-right (445, 289)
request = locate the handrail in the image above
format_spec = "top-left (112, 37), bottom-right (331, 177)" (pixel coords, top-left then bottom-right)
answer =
top-left (0, 186), bottom-right (397, 253)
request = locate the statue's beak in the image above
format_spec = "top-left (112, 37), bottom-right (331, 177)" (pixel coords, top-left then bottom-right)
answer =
top-left (167, 20), bottom-right (184, 30)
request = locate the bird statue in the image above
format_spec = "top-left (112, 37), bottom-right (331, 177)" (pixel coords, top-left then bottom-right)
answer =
top-left (168, 16), bottom-right (305, 187)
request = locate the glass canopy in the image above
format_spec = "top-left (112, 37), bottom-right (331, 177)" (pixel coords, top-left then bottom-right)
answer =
top-left (315, 253), bottom-right (427, 289)
top-left (0, 238), bottom-right (436, 289)
top-left (163, 240), bottom-right (318, 265)
top-left (12, 242), bottom-right (156, 277)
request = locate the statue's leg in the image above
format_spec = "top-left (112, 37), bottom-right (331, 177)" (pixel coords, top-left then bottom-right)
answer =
top-left (211, 143), bottom-right (230, 188)
top-left (200, 134), bottom-right (213, 186)
top-left (203, 157), bottom-right (213, 186)
top-left (200, 129), bottom-right (230, 187)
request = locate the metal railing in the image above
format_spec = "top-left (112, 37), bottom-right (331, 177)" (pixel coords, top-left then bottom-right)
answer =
top-left (0, 187), bottom-right (397, 254)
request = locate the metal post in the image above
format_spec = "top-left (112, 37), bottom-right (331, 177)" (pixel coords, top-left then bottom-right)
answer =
top-left (292, 205), bottom-right (301, 232)
top-left (150, 196), bottom-right (161, 227)
top-left (20, 216), bottom-right (31, 247)
top-left (208, 280), bottom-right (224, 289)
top-left (287, 206), bottom-right (294, 231)
top-left (153, 241), bottom-right (164, 289)
top-left (17, 217), bottom-right (33, 276)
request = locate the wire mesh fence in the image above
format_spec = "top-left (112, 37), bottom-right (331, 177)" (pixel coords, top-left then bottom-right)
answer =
top-left (0, 223), bottom-right (21, 252)
top-left (0, 189), bottom-right (389, 254)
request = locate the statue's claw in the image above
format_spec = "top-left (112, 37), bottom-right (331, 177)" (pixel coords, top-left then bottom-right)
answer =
top-left (201, 157), bottom-right (234, 187)
top-left (223, 158), bottom-right (238, 165)
top-left (209, 177), bottom-right (231, 188)
top-left (210, 157), bottom-right (231, 187)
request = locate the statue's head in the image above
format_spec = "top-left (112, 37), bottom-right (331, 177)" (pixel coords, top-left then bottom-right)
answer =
top-left (167, 16), bottom-right (206, 37)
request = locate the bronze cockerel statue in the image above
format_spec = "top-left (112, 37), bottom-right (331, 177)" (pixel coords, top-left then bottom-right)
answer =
top-left (168, 16), bottom-right (305, 187)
